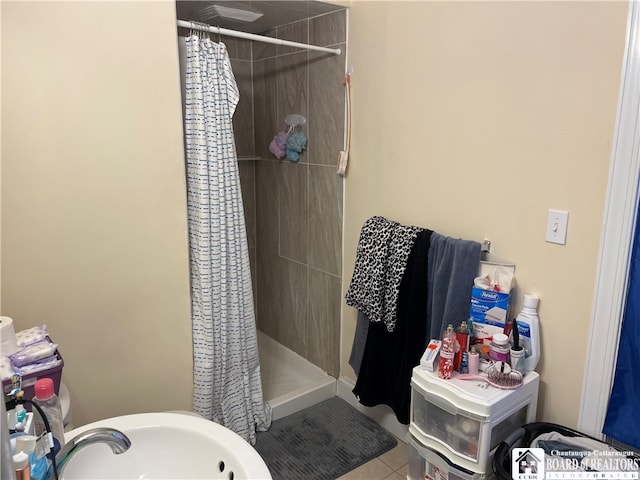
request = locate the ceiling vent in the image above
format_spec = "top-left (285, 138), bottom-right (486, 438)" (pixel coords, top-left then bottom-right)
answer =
top-left (197, 4), bottom-right (264, 23)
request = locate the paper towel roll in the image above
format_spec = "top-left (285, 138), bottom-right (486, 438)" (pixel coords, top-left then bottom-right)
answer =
top-left (0, 316), bottom-right (18, 357)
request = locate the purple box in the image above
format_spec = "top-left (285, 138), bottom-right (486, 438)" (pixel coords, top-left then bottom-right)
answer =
top-left (3, 349), bottom-right (64, 410)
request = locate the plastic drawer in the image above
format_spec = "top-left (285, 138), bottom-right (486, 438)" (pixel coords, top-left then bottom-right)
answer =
top-left (407, 433), bottom-right (486, 480)
top-left (411, 384), bottom-right (483, 461)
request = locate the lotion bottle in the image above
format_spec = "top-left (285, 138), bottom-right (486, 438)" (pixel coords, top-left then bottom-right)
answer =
top-left (12, 451), bottom-right (30, 480)
top-left (468, 346), bottom-right (479, 375)
top-left (516, 295), bottom-right (540, 372)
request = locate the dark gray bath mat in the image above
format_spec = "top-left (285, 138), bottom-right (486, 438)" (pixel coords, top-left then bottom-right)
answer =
top-left (254, 396), bottom-right (398, 480)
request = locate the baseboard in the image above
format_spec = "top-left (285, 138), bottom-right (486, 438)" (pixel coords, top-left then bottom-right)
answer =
top-left (336, 376), bottom-right (409, 441)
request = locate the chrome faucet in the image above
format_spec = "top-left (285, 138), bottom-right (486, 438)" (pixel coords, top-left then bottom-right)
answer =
top-left (48, 428), bottom-right (131, 479)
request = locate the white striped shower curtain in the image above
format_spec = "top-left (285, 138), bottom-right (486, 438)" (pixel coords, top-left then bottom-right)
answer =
top-left (183, 34), bottom-right (271, 445)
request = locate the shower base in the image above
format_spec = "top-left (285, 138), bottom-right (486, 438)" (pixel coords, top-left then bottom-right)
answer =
top-left (257, 330), bottom-right (336, 421)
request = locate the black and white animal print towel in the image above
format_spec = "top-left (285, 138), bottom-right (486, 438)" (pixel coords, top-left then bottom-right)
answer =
top-left (345, 216), bottom-right (423, 332)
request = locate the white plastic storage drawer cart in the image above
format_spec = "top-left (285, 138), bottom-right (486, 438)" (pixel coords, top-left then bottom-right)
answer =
top-left (409, 367), bottom-right (539, 478)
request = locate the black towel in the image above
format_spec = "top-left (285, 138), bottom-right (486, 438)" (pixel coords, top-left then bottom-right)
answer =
top-left (352, 229), bottom-right (433, 424)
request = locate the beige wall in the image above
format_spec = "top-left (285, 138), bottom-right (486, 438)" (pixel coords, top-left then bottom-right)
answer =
top-left (341, 1), bottom-right (628, 427)
top-left (1, 1), bottom-right (192, 425)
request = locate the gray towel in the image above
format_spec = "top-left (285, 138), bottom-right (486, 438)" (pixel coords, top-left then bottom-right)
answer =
top-left (426, 233), bottom-right (481, 340)
top-left (348, 310), bottom-right (370, 376)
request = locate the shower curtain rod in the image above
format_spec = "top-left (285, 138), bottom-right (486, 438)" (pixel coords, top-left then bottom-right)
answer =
top-left (177, 20), bottom-right (342, 56)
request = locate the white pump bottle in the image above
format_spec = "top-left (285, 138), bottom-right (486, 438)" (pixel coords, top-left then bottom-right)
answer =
top-left (516, 295), bottom-right (540, 372)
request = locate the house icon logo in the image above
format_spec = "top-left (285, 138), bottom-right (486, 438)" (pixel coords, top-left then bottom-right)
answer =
top-left (512, 447), bottom-right (545, 480)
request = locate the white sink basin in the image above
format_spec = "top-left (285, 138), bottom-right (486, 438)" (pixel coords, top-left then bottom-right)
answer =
top-left (60, 412), bottom-right (272, 479)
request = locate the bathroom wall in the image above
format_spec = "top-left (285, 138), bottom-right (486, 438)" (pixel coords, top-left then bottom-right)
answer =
top-left (252, 10), bottom-right (347, 377)
top-left (341, 1), bottom-right (628, 428)
top-left (1, 0), bottom-right (193, 426)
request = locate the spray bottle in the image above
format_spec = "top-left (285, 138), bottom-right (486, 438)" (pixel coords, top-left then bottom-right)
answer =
top-left (454, 321), bottom-right (470, 372)
top-left (438, 324), bottom-right (459, 380)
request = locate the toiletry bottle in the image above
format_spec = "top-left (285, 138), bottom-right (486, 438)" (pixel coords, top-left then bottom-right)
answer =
top-left (438, 324), bottom-right (458, 380)
top-left (467, 317), bottom-right (475, 346)
top-left (468, 346), bottom-right (479, 375)
top-left (7, 406), bottom-right (17, 433)
top-left (1, 396), bottom-right (16, 480)
top-left (454, 320), bottom-right (470, 371)
top-left (14, 436), bottom-right (38, 480)
top-left (516, 294), bottom-right (540, 372)
top-left (15, 405), bottom-right (26, 429)
top-left (32, 378), bottom-right (65, 456)
top-left (488, 333), bottom-right (510, 363)
top-left (458, 351), bottom-right (469, 374)
top-left (12, 452), bottom-right (30, 480)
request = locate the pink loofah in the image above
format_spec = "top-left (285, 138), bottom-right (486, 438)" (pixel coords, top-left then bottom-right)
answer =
top-left (269, 131), bottom-right (288, 159)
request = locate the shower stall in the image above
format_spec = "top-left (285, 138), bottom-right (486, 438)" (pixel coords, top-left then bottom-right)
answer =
top-left (176, 1), bottom-right (347, 420)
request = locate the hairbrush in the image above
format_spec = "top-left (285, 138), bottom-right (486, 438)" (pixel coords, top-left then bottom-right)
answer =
top-left (457, 361), bottom-right (523, 389)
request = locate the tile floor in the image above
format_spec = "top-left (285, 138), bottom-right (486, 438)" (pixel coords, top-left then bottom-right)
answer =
top-left (337, 435), bottom-right (408, 480)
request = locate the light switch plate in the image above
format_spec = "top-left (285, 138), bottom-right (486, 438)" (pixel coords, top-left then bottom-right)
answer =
top-left (546, 210), bottom-right (569, 245)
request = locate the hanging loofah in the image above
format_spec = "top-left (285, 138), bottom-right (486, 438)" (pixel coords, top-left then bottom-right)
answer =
top-left (287, 131), bottom-right (308, 153)
top-left (286, 131), bottom-right (307, 162)
top-left (271, 117), bottom-right (308, 162)
top-left (269, 131), bottom-right (289, 159)
top-left (286, 149), bottom-right (301, 162)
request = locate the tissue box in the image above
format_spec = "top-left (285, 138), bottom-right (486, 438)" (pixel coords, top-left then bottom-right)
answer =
top-left (470, 287), bottom-right (510, 343)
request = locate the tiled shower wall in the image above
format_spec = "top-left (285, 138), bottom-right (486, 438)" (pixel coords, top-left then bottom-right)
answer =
top-left (231, 10), bottom-right (347, 377)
